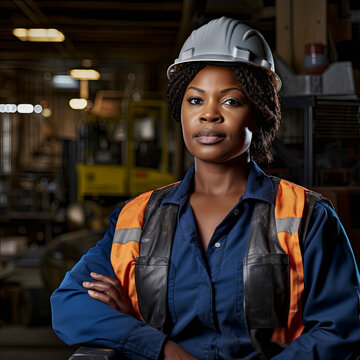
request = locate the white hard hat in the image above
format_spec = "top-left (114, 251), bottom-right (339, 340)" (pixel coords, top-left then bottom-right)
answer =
top-left (167, 17), bottom-right (281, 91)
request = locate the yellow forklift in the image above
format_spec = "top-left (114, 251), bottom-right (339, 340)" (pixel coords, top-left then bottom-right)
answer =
top-left (76, 93), bottom-right (175, 203)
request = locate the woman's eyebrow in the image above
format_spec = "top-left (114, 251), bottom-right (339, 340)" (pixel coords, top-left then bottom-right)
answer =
top-left (187, 86), bottom-right (204, 93)
top-left (187, 87), bottom-right (242, 93)
top-left (220, 87), bottom-right (242, 93)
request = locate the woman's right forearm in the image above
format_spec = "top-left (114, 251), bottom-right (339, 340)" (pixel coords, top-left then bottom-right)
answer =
top-left (51, 208), bottom-right (167, 359)
top-left (51, 271), bottom-right (167, 359)
top-left (162, 340), bottom-right (199, 360)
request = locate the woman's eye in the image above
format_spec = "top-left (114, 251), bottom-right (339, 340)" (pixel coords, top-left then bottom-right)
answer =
top-left (224, 98), bottom-right (241, 106)
top-left (188, 97), bottom-right (203, 105)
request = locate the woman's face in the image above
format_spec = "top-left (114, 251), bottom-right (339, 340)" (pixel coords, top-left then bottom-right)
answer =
top-left (181, 65), bottom-right (256, 165)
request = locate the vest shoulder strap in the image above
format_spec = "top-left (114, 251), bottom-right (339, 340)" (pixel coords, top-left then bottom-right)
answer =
top-left (299, 188), bottom-right (334, 246)
top-left (270, 176), bottom-right (332, 246)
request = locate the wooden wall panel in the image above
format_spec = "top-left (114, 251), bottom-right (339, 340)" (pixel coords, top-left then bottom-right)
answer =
top-left (276, 0), bottom-right (292, 66)
top-left (276, 0), bottom-right (327, 73)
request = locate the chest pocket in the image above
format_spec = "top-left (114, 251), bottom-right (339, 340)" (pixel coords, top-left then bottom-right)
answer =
top-left (243, 253), bottom-right (290, 328)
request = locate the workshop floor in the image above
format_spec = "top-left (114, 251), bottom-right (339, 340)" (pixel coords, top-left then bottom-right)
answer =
top-left (0, 325), bottom-right (77, 360)
top-left (1, 248), bottom-right (77, 359)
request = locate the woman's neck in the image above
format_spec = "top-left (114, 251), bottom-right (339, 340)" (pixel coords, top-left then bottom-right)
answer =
top-left (193, 157), bottom-right (250, 198)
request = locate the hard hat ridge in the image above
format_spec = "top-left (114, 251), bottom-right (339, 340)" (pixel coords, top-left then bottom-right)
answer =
top-left (167, 17), bottom-right (281, 91)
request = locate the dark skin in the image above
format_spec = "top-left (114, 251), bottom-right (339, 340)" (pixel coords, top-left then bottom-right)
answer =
top-left (83, 65), bottom-right (257, 359)
top-left (182, 65), bottom-right (255, 250)
top-left (83, 272), bottom-right (135, 316)
top-left (188, 163), bottom-right (248, 251)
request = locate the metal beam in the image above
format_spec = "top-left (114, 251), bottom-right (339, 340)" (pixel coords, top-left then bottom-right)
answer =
top-left (12, 0), bottom-right (42, 24)
top-left (51, 16), bottom-right (181, 28)
top-left (12, 0), bottom-right (78, 57)
top-left (37, 1), bottom-right (183, 12)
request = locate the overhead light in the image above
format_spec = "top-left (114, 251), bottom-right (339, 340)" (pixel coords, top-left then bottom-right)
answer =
top-left (69, 98), bottom-right (88, 110)
top-left (34, 105), bottom-right (42, 113)
top-left (0, 104), bottom-right (42, 114)
top-left (0, 104), bottom-right (16, 113)
top-left (42, 108), bottom-right (52, 117)
top-left (70, 69), bottom-right (100, 80)
top-left (52, 75), bottom-right (79, 89)
top-left (17, 104), bottom-right (34, 113)
top-left (12, 28), bottom-right (65, 42)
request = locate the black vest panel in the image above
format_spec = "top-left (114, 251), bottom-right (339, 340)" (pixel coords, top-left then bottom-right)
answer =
top-left (134, 179), bottom-right (323, 358)
top-left (135, 183), bottom-right (179, 333)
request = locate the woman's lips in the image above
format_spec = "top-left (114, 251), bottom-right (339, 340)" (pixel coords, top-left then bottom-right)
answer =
top-left (195, 129), bottom-right (225, 144)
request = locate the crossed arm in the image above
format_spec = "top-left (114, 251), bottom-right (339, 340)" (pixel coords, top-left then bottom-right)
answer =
top-left (81, 201), bottom-right (360, 359)
top-left (52, 204), bottom-right (360, 359)
top-left (51, 209), bottom-right (193, 360)
top-left (83, 272), bottom-right (198, 360)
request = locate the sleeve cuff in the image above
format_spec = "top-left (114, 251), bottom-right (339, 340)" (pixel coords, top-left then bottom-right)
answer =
top-left (120, 322), bottom-right (168, 360)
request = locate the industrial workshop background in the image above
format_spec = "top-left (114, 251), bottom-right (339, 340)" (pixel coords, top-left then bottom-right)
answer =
top-left (0, 0), bottom-right (360, 359)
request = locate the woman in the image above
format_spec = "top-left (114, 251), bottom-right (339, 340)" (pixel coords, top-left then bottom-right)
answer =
top-left (51, 18), bottom-right (360, 359)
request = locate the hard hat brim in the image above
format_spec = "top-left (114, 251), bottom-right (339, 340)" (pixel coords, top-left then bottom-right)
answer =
top-left (167, 58), bottom-right (282, 92)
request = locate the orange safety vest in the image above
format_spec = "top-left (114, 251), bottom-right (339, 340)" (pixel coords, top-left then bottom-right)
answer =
top-left (110, 177), bottom-right (323, 359)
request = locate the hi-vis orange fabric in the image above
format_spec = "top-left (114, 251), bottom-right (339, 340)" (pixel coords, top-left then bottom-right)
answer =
top-left (110, 190), bottom-right (154, 319)
top-left (272, 179), bottom-right (306, 344)
top-left (110, 179), bottom-right (308, 343)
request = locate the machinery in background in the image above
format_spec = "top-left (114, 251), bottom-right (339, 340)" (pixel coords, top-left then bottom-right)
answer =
top-left (40, 95), bottom-right (178, 303)
top-left (76, 96), bottom-right (175, 204)
top-left (0, 89), bottom-right (176, 326)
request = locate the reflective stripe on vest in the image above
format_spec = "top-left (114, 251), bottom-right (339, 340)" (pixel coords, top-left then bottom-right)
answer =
top-left (110, 189), bottom-right (154, 319)
top-left (272, 179), bottom-right (306, 344)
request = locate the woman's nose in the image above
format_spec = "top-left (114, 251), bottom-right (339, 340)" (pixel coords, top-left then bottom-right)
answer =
top-left (200, 104), bottom-right (223, 122)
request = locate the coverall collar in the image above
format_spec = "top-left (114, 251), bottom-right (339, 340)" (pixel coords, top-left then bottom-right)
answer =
top-left (162, 160), bottom-right (275, 206)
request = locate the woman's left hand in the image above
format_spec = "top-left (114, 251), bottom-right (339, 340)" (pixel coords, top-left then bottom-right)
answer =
top-left (82, 272), bottom-right (135, 316)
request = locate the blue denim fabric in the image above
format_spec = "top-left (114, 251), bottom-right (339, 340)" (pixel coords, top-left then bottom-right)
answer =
top-left (51, 161), bottom-right (360, 359)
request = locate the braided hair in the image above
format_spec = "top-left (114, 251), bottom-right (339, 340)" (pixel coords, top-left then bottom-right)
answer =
top-left (166, 62), bottom-right (281, 164)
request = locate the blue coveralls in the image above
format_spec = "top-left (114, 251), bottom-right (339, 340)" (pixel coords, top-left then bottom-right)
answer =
top-left (51, 161), bottom-right (360, 359)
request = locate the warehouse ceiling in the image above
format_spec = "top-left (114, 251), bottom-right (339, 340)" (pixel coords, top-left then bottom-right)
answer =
top-left (0, 0), bottom-right (276, 72)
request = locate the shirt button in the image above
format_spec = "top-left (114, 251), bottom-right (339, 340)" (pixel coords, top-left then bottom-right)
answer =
top-left (214, 242), bottom-right (221, 248)
top-left (234, 209), bottom-right (240, 216)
